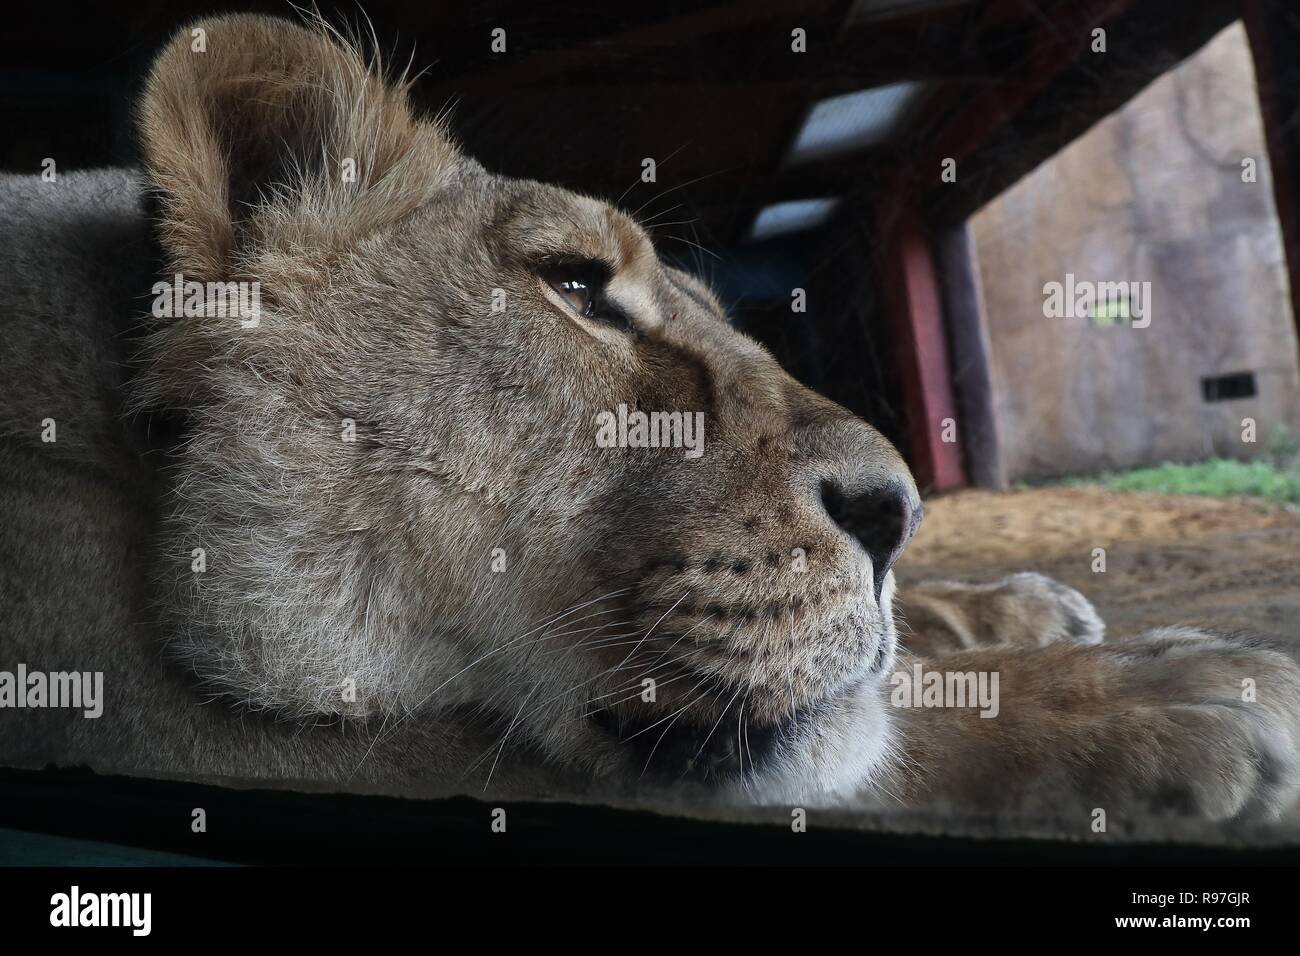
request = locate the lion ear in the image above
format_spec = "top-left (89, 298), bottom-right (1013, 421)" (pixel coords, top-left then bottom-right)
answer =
top-left (138, 14), bottom-right (461, 279)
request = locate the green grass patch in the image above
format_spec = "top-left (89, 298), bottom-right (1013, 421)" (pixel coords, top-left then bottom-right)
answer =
top-left (1073, 458), bottom-right (1300, 504)
top-left (1029, 429), bottom-right (1300, 505)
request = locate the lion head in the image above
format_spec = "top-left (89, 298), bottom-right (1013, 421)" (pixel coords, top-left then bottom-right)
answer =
top-left (136, 14), bottom-right (922, 800)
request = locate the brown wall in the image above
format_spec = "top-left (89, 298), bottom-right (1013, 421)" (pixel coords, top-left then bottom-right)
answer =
top-left (970, 22), bottom-right (1300, 481)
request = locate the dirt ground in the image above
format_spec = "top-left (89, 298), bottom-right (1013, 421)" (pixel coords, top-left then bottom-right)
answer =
top-left (895, 486), bottom-right (1300, 641)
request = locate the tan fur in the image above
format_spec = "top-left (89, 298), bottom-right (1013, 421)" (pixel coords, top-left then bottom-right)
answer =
top-left (2, 14), bottom-right (1298, 821)
top-left (891, 628), bottom-right (1300, 820)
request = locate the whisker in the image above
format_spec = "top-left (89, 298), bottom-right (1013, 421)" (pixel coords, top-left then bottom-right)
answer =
top-left (365, 586), bottom-right (633, 751)
top-left (687, 680), bottom-right (746, 775)
top-left (481, 683), bottom-right (539, 790)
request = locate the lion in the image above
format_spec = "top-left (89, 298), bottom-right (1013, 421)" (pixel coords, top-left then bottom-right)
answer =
top-left (1, 14), bottom-right (1298, 825)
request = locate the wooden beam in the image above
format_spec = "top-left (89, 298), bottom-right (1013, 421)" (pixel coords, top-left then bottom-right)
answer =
top-left (416, 0), bottom-right (998, 101)
top-left (917, 0), bottom-right (1237, 225)
top-left (420, 0), bottom-right (844, 99)
top-left (914, 0), bottom-right (1134, 200)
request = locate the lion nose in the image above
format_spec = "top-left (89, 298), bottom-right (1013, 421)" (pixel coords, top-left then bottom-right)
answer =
top-left (820, 478), bottom-right (923, 603)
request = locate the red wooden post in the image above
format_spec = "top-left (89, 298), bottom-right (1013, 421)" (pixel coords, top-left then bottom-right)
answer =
top-left (877, 202), bottom-right (966, 492)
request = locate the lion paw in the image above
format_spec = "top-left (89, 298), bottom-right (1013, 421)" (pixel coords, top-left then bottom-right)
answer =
top-left (895, 627), bottom-right (1300, 821)
top-left (994, 572), bottom-right (1105, 646)
top-left (1098, 627), bottom-right (1300, 821)
top-left (898, 571), bottom-right (1104, 657)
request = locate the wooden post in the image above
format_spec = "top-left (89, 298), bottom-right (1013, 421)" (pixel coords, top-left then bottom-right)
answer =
top-left (877, 203), bottom-right (967, 492)
top-left (934, 223), bottom-right (1006, 489)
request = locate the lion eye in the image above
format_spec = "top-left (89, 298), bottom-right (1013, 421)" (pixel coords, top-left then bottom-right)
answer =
top-left (540, 258), bottom-right (630, 331)
top-left (551, 274), bottom-right (598, 318)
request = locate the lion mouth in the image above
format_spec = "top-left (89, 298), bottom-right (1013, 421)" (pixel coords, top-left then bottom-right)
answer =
top-left (587, 683), bottom-right (826, 784)
top-left (579, 596), bottom-right (896, 785)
